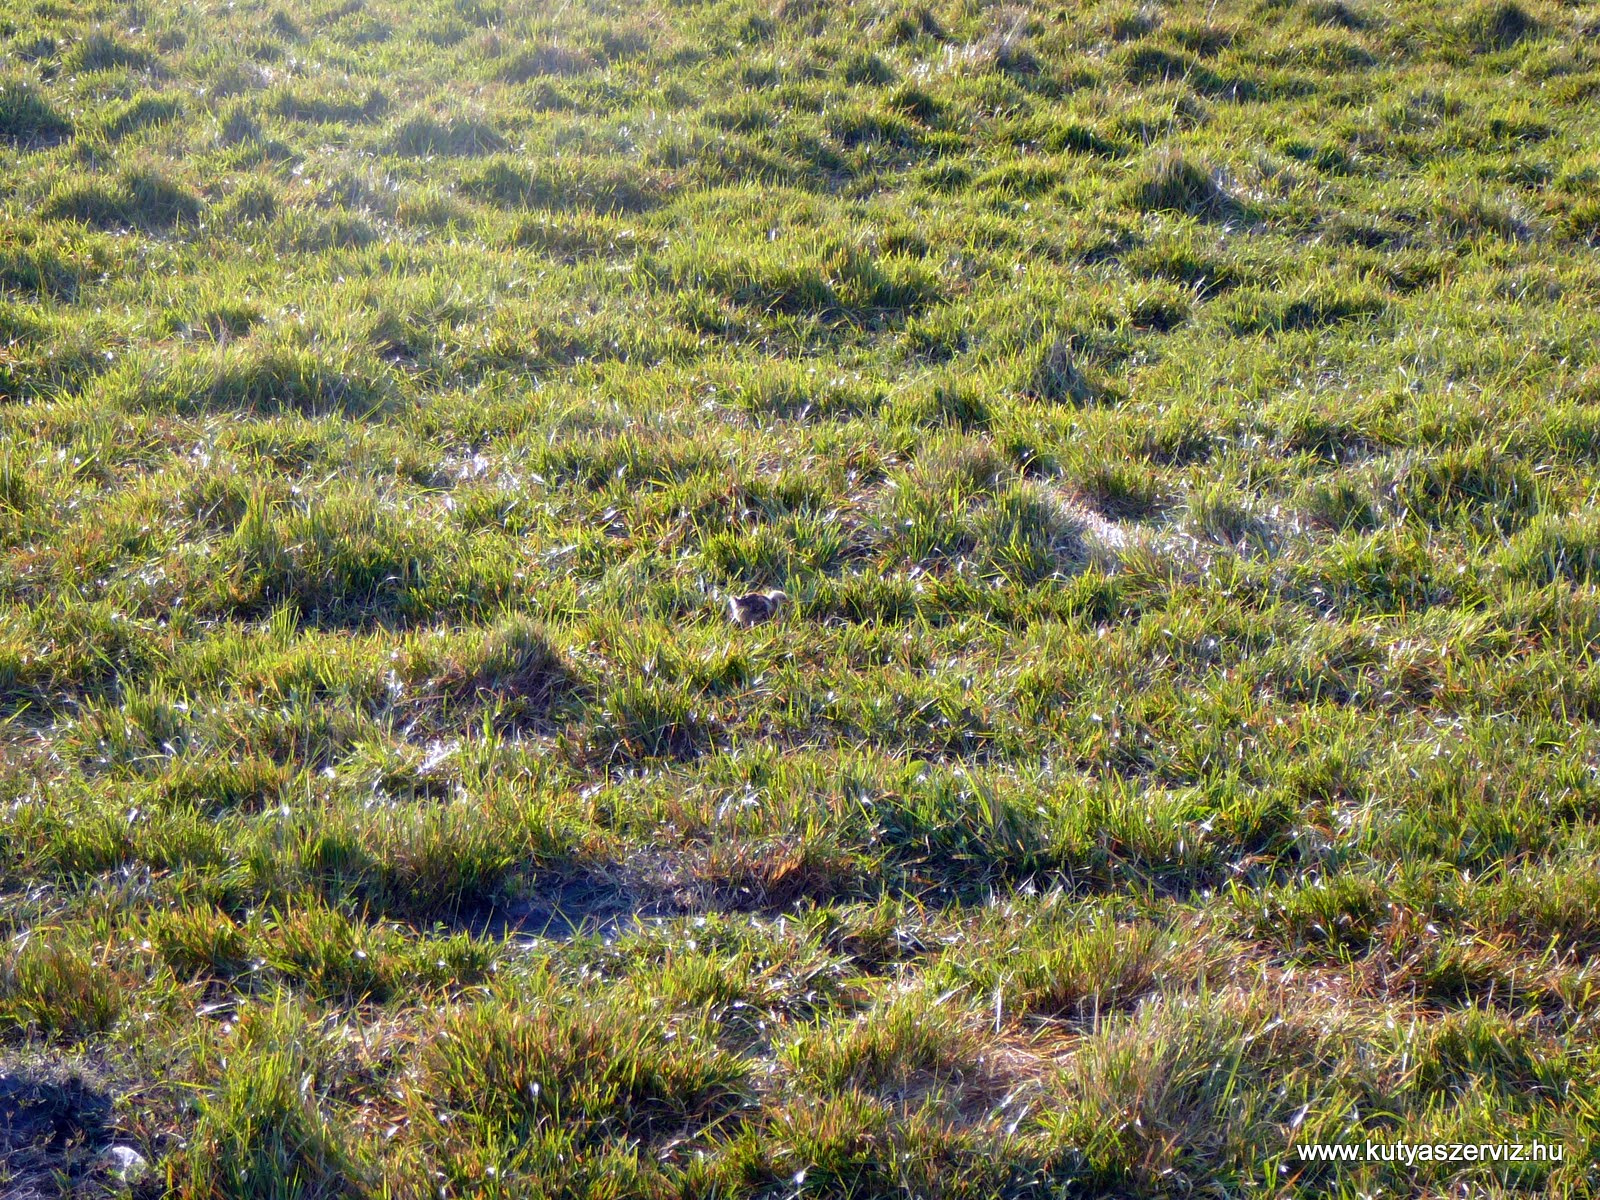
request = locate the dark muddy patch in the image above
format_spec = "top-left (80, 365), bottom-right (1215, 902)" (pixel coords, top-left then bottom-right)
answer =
top-left (458, 873), bottom-right (649, 944)
top-left (445, 846), bottom-right (877, 947)
top-left (0, 1064), bottom-right (114, 1198)
top-left (491, 878), bottom-right (644, 943)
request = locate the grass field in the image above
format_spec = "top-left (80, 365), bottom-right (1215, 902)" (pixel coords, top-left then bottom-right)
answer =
top-left (3, 0), bottom-right (1600, 1193)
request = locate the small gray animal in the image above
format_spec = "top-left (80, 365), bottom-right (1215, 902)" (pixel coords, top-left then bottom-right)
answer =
top-left (726, 589), bottom-right (788, 628)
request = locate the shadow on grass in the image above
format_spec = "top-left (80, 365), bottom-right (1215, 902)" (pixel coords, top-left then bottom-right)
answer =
top-left (41, 169), bottom-right (201, 232)
top-left (0, 1063), bottom-right (127, 1200)
top-left (0, 79), bottom-right (72, 148)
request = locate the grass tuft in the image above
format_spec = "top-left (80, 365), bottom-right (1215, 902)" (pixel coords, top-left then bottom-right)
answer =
top-left (41, 167), bottom-right (200, 230)
top-left (63, 30), bottom-right (154, 74)
top-left (1457, 0), bottom-right (1541, 52)
top-left (1123, 149), bottom-right (1235, 217)
top-left (0, 78), bottom-right (72, 146)
top-left (387, 110), bottom-right (506, 156)
top-left (181, 1005), bottom-right (357, 1199)
top-left (413, 991), bottom-right (751, 1168)
top-left (434, 616), bottom-right (579, 728)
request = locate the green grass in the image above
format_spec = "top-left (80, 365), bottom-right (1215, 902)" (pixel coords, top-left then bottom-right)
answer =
top-left (2, 0), bottom-right (1600, 1194)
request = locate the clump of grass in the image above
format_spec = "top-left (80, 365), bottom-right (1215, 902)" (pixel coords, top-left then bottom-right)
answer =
top-left (0, 451), bottom-right (32, 517)
top-left (1026, 337), bottom-right (1100, 405)
top-left (732, 1093), bottom-right (901, 1197)
top-left (1392, 444), bottom-right (1540, 535)
top-left (0, 225), bottom-right (110, 298)
top-left (147, 905), bottom-right (253, 980)
top-left (431, 616), bottom-right (578, 728)
top-left (105, 343), bottom-right (388, 418)
top-left (966, 5), bottom-right (1038, 76)
top-left (0, 77), bottom-right (72, 146)
top-left (40, 167), bottom-right (201, 231)
top-left (508, 211), bottom-right (640, 260)
top-left (217, 485), bottom-right (430, 621)
top-left (214, 100), bottom-right (262, 146)
top-left (63, 31), bottom-right (154, 74)
top-left (592, 680), bottom-right (710, 762)
top-left (892, 380), bottom-right (991, 429)
top-left (1303, 475), bottom-right (1380, 532)
top-left (1219, 283), bottom-right (1386, 333)
top-left (1185, 479), bottom-right (1278, 552)
top-left (97, 92), bottom-right (182, 141)
top-left (1042, 992), bottom-right (1333, 1192)
top-left (1125, 286), bottom-right (1190, 331)
top-left (1123, 238), bottom-right (1238, 292)
top-left (842, 51), bottom-right (895, 86)
top-left (460, 156), bottom-right (669, 213)
top-left (181, 1005), bottom-right (357, 1199)
top-left (268, 84), bottom-right (387, 124)
top-left (263, 902), bottom-right (390, 1002)
top-left (1433, 190), bottom-right (1529, 244)
top-left (1122, 149), bottom-right (1235, 217)
top-left (216, 178), bottom-right (278, 223)
top-left (1303, 0), bottom-right (1369, 29)
top-left (1117, 43), bottom-right (1196, 85)
top-left (387, 110), bottom-right (506, 156)
top-left (1071, 459), bottom-right (1167, 521)
top-left (665, 239), bottom-right (943, 324)
top-left (161, 753), bottom-right (287, 812)
top-left (0, 939), bottom-right (128, 1039)
top-left (264, 8), bottom-right (301, 39)
top-left (933, 909), bottom-right (1178, 1022)
top-left (412, 991), bottom-right (751, 1153)
top-left (1268, 29), bottom-right (1375, 70)
top-left (1456, 0), bottom-right (1541, 52)
top-left (1498, 512), bottom-right (1600, 584)
top-left (11, 35), bottom-right (60, 63)
top-left (497, 43), bottom-right (595, 81)
top-left (295, 798), bottom-right (541, 918)
top-left (1167, 19), bottom-right (1235, 55)
top-left (1107, 4), bottom-right (1161, 40)
top-left (785, 988), bottom-right (979, 1091)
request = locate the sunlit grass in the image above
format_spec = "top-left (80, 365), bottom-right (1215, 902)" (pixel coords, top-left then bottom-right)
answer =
top-left (1, 0), bottom-right (1599, 1193)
